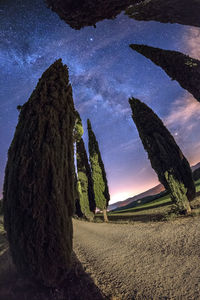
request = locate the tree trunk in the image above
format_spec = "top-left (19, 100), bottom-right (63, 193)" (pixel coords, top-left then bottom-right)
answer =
top-left (103, 208), bottom-right (108, 222)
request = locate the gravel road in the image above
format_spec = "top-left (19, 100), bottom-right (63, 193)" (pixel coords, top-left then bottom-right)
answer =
top-left (73, 218), bottom-right (200, 299)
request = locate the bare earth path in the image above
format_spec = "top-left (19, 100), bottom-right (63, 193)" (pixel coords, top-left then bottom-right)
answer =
top-left (73, 218), bottom-right (200, 299)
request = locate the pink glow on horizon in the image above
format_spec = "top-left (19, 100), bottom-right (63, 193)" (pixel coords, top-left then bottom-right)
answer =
top-left (109, 177), bottom-right (159, 204)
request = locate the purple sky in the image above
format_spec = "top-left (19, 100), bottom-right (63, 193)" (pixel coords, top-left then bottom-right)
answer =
top-left (1, 0), bottom-right (200, 203)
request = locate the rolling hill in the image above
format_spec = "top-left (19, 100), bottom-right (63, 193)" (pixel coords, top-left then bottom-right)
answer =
top-left (108, 162), bottom-right (200, 211)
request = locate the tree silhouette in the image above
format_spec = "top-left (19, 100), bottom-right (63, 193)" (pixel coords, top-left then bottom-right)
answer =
top-left (129, 97), bottom-right (195, 214)
top-left (87, 119), bottom-right (110, 221)
top-left (3, 59), bottom-right (75, 286)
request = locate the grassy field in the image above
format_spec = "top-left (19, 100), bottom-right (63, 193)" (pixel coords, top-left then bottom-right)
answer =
top-left (95, 179), bottom-right (200, 223)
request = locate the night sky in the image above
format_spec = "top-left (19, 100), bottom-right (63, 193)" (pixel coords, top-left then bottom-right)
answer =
top-left (1, 0), bottom-right (200, 204)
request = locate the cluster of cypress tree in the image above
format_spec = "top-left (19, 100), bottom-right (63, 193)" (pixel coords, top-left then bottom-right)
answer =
top-left (128, 40), bottom-right (199, 214)
top-left (3, 17), bottom-right (197, 291)
top-left (73, 111), bottom-right (96, 220)
top-left (45, 0), bottom-right (200, 30)
top-left (129, 98), bottom-right (196, 214)
top-left (3, 59), bottom-right (75, 286)
top-left (73, 112), bottom-right (110, 221)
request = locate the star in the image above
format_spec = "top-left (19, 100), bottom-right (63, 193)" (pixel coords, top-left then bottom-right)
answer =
top-left (1, 0), bottom-right (200, 202)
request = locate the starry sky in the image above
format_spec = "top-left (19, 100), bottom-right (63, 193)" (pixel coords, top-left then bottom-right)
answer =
top-left (1, 0), bottom-right (200, 204)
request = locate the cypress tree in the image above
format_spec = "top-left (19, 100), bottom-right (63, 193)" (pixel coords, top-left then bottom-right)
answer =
top-left (130, 44), bottom-right (200, 102)
top-left (87, 119), bottom-right (110, 221)
top-left (74, 173), bottom-right (83, 218)
top-left (46, 0), bottom-right (133, 29)
top-left (73, 110), bottom-right (84, 142)
top-left (126, 0), bottom-right (200, 28)
top-left (3, 59), bottom-right (75, 286)
top-left (76, 137), bottom-right (96, 220)
top-left (46, 0), bottom-right (200, 29)
top-left (129, 97), bottom-right (196, 214)
top-left (73, 110), bottom-right (84, 217)
top-left (73, 110), bottom-right (96, 218)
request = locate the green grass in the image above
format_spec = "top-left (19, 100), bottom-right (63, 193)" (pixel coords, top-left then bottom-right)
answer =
top-left (195, 178), bottom-right (200, 192)
top-left (95, 179), bottom-right (200, 223)
top-left (111, 193), bottom-right (171, 214)
top-left (110, 179), bottom-right (200, 215)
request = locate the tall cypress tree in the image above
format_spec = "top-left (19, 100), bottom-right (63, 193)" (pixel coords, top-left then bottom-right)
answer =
top-left (74, 172), bottom-right (83, 218)
top-left (130, 44), bottom-right (200, 102)
top-left (76, 137), bottom-right (96, 219)
top-left (74, 111), bottom-right (96, 218)
top-left (3, 59), bottom-right (75, 287)
top-left (129, 97), bottom-right (196, 214)
top-left (87, 119), bottom-right (110, 221)
top-left (73, 110), bottom-right (84, 217)
top-left (73, 110), bottom-right (84, 142)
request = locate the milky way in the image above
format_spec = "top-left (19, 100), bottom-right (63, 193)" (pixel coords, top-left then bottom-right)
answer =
top-left (1, 0), bottom-right (200, 203)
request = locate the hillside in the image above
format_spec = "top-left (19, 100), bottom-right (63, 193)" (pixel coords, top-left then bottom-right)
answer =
top-left (108, 162), bottom-right (200, 211)
top-left (112, 190), bottom-right (168, 212)
top-left (108, 183), bottom-right (164, 211)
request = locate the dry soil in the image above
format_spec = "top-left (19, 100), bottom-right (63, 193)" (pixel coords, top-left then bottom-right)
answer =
top-left (1, 217), bottom-right (200, 299)
top-left (73, 217), bottom-right (200, 299)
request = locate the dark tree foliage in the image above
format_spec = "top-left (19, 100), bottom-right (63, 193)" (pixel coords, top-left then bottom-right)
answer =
top-left (87, 119), bottom-right (110, 221)
top-left (45, 0), bottom-right (200, 29)
top-left (3, 59), bottom-right (75, 287)
top-left (126, 0), bottom-right (200, 28)
top-left (74, 173), bottom-right (83, 218)
top-left (76, 138), bottom-right (96, 218)
top-left (129, 98), bottom-right (196, 213)
top-left (130, 44), bottom-right (200, 102)
top-left (73, 110), bottom-right (96, 218)
top-left (73, 110), bottom-right (84, 142)
top-left (0, 199), bottom-right (2, 215)
top-left (45, 0), bottom-right (134, 29)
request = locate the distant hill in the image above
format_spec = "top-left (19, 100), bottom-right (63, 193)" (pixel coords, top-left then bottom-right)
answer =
top-left (112, 190), bottom-right (169, 212)
top-left (192, 162), bottom-right (200, 181)
top-left (108, 162), bottom-right (200, 211)
top-left (108, 183), bottom-right (164, 211)
top-left (191, 162), bottom-right (200, 172)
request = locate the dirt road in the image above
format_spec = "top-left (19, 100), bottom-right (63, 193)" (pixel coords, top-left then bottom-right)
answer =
top-left (73, 218), bottom-right (200, 299)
